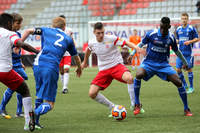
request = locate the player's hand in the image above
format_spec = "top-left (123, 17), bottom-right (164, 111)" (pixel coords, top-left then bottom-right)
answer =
top-left (127, 55), bottom-right (133, 64)
top-left (13, 47), bottom-right (20, 54)
top-left (81, 62), bottom-right (88, 69)
top-left (135, 46), bottom-right (142, 54)
top-left (182, 65), bottom-right (189, 71)
top-left (76, 67), bottom-right (82, 77)
top-left (184, 41), bottom-right (191, 45)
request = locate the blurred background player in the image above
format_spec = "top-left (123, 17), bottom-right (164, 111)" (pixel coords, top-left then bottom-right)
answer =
top-left (81, 22), bottom-right (142, 117)
top-left (0, 13), bottom-right (39, 131)
top-left (129, 29), bottom-right (141, 70)
top-left (129, 17), bottom-right (192, 116)
top-left (176, 13), bottom-right (199, 94)
top-left (59, 15), bottom-right (74, 94)
top-left (22, 16), bottom-right (82, 130)
top-left (0, 13), bottom-right (28, 119)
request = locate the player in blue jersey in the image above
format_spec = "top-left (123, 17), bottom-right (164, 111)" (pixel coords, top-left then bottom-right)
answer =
top-left (0, 13), bottom-right (28, 119)
top-left (176, 13), bottom-right (199, 94)
top-left (22, 17), bottom-right (82, 130)
top-left (128, 17), bottom-right (192, 116)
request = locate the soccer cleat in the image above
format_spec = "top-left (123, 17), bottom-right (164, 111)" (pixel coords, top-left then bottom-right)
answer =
top-left (133, 104), bottom-right (143, 115)
top-left (29, 111), bottom-right (35, 132)
top-left (108, 114), bottom-right (113, 118)
top-left (187, 87), bottom-right (194, 94)
top-left (184, 108), bottom-right (192, 116)
top-left (15, 112), bottom-right (24, 118)
top-left (35, 123), bottom-right (44, 130)
top-left (24, 124), bottom-right (29, 131)
top-left (62, 88), bottom-right (68, 94)
top-left (0, 110), bottom-right (11, 119)
top-left (130, 105), bottom-right (145, 114)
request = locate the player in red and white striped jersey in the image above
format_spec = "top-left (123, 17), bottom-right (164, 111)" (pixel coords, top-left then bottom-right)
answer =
top-left (0, 13), bottom-right (39, 131)
top-left (81, 22), bottom-right (141, 115)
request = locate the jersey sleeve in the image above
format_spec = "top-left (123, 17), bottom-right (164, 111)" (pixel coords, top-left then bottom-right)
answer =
top-left (111, 35), bottom-right (126, 47)
top-left (170, 34), bottom-right (178, 52)
top-left (66, 38), bottom-right (77, 56)
top-left (9, 32), bottom-right (21, 46)
top-left (192, 26), bottom-right (199, 39)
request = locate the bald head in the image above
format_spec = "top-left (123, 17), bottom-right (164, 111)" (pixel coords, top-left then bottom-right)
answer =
top-left (52, 17), bottom-right (66, 30)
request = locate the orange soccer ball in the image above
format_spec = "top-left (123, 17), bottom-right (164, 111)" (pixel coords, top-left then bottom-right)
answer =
top-left (112, 105), bottom-right (127, 121)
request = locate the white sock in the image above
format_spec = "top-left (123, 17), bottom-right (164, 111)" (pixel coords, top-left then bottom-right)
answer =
top-left (22, 97), bottom-right (32, 126)
top-left (60, 74), bottom-right (64, 86)
top-left (63, 73), bottom-right (69, 90)
top-left (127, 83), bottom-right (135, 107)
top-left (94, 93), bottom-right (114, 111)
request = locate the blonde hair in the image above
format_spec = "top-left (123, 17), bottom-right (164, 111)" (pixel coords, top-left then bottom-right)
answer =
top-left (52, 17), bottom-right (66, 29)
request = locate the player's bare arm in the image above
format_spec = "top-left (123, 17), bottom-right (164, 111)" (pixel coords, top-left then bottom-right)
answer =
top-left (184, 38), bottom-right (199, 45)
top-left (73, 55), bottom-right (82, 77)
top-left (81, 48), bottom-right (91, 69)
top-left (15, 40), bottom-right (39, 54)
top-left (21, 28), bottom-right (35, 42)
top-left (174, 49), bottom-right (189, 70)
top-left (125, 41), bottom-right (141, 53)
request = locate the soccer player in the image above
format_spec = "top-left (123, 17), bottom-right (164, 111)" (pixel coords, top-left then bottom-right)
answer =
top-left (128, 17), bottom-right (192, 116)
top-left (0, 13), bottom-right (27, 119)
top-left (59, 15), bottom-right (74, 94)
top-left (22, 17), bottom-right (82, 129)
top-left (0, 13), bottom-right (39, 131)
top-left (81, 22), bottom-right (141, 116)
top-left (129, 29), bottom-right (141, 70)
top-left (176, 13), bottom-right (199, 94)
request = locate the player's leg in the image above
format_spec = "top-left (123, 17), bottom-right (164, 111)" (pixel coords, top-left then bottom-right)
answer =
top-left (176, 57), bottom-right (188, 89)
top-left (59, 58), bottom-right (64, 89)
top-left (187, 56), bottom-right (194, 93)
top-left (34, 98), bottom-right (43, 129)
top-left (167, 74), bottom-right (192, 116)
top-left (132, 55), bottom-right (136, 70)
top-left (0, 88), bottom-right (14, 118)
top-left (15, 68), bottom-right (28, 117)
top-left (89, 84), bottom-right (114, 111)
top-left (62, 56), bottom-right (71, 93)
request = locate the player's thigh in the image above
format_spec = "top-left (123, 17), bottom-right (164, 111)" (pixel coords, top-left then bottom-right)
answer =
top-left (91, 69), bottom-right (113, 90)
top-left (111, 64), bottom-right (131, 83)
top-left (176, 57), bottom-right (183, 69)
top-left (14, 67), bottom-right (28, 80)
top-left (136, 64), bottom-right (150, 80)
top-left (167, 74), bottom-right (182, 87)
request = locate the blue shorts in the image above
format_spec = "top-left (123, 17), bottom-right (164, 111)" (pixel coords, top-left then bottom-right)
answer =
top-left (140, 62), bottom-right (177, 81)
top-left (176, 56), bottom-right (194, 69)
top-left (14, 67), bottom-right (28, 80)
top-left (33, 66), bottom-right (59, 102)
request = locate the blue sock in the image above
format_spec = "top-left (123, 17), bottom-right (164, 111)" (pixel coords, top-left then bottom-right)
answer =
top-left (178, 72), bottom-right (187, 88)
top-left (35, 102), bottom-right (51, 116)
top-left (134, 78), bottom-right (141, 105)
top-left (0, 88), bottom-right (14, 111)
top-left (178, 86), bottom-right (188, 110)
top-left (16, 93), bottom-right (23, 114)
top-left (188, 72), bottom-right (193, 88)
top-left (35, 99), bottom-right (43, 125)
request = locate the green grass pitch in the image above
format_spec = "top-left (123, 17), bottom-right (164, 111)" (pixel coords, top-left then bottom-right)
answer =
top-left (0, 66), bottom-right (199, 133)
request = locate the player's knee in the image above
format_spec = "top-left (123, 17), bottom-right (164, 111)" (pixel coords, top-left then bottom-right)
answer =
top-left (122, 72), bottom-right (133, 84)
top-left (176, 68), bottom-right (181, 73)
top-left (88, 91), bottom-right (97, 99)
top-left (64, 68), bottom-right (69, 73)
top-left (16, 82), bottom-right (30, 97)
top-left (89, 85), bottom-right (99, 99)
top-left (175, 79), bottom-right (182, 87)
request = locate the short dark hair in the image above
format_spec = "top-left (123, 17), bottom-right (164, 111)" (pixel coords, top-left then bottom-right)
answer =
top-left (94, 22), bottom-right (104, 30)
top-left (161, 17), bottom-right (170, 25)
top-left (181, 12), bottom-right (189, 18)
top-left (0, 13), bottom-right (13, 28)
top-left (12, 13), bottom-right (23, 22)
top-left (59, 15), bottom-right (66, 19)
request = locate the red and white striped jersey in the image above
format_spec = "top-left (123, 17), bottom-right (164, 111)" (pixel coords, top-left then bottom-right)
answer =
top-left (0, 27), bottom-right (20, 72)
top-left (88, 34), bottom-right (126, 71)
top-left (63, 27), bottom-right (73, 57)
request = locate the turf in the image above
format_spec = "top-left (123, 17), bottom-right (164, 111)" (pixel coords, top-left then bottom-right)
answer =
top-left (0, 66), bottom-right (199, 133)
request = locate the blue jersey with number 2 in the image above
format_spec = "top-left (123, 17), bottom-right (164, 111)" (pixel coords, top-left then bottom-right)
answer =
top-left (33, 27), bottom-right (77, 72)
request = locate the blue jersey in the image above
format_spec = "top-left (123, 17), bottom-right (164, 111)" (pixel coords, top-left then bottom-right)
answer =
top-left (12, 31), bottom-right (22, 68)
top-left (142, 29), bottom-right (178, 66)
top-left (176, 24), bottom-right (199, 56)
top-left (33, 27), bottom-right (77, 72)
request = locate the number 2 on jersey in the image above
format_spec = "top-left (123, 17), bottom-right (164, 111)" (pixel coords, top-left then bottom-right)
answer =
top-left (54, 34), bottom-right (64, 47)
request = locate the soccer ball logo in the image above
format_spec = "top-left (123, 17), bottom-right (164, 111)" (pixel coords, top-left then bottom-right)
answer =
top-left (112, 105), bottom-right (127, 121)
